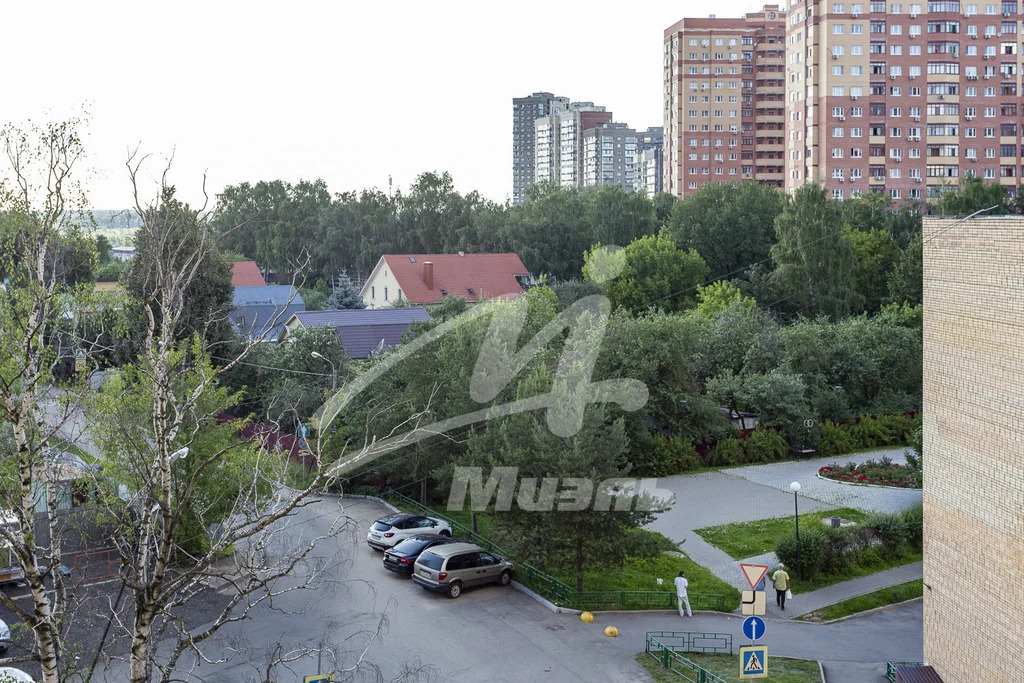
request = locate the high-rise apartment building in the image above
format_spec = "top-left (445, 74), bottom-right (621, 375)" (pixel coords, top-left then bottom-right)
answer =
top-left (786, 0), bottom-right (1022, 201)
top-left (663, 6), bottom-right (788, 198)
top-left (582, 122), bottom-right (639, 189)
top-left (513, 92), bottom-right (569, 204)
top-left (665, 2), bottom-right (1024, 201)
top-left (558, 103), bottom-right (614, 187)
top-left (635, 127), bottom-right (665, 195)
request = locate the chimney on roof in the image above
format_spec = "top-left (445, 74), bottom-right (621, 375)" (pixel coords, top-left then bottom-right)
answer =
top-left (423, 261), bottom-right (434, 290)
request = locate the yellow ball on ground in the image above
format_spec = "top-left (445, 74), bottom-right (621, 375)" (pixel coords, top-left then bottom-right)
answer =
top-left (604, 625), bottom-right (619, 637)
top-left (580, 611), bottom-right (595, 623)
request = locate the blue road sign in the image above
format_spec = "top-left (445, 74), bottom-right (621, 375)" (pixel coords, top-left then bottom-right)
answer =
top-left (739, 645), bottom-right (768, 679)
top-left (298, 423), bottom-right (311, 438)
top-left (742, 616), bottom-right (766, 642)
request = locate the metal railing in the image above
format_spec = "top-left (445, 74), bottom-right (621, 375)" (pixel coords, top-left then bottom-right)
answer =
top-left (645, 633), bottom-right (730, 683)
top-left (645, 631), bottom-right (733, 655)
top-left (381, 490), bottom-right (729, 612)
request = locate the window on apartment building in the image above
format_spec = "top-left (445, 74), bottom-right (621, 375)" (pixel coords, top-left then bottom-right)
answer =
top-left (851, 23), bottom-right (864, 33)
top-left (852, 146), bottom-right (865, 156)
top-left (834, 23), bottom-right (846, 33)
top-left (851, 168), bottom-right (864, 178)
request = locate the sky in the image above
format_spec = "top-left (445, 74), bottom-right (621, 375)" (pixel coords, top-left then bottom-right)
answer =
top-left (4, 0), bottom-right (753, 210)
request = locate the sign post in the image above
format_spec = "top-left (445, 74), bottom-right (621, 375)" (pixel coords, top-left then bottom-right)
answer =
top-left (739, 645), bottom-right (769, 679)
top-left (739, 564), bottom-right (770, 678)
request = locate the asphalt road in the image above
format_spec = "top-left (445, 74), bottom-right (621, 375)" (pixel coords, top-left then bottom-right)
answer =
top-left (90, 496), bottom-right (922, 682)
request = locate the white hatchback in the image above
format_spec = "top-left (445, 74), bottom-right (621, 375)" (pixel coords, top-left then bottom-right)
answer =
top-left (367, 513), bottom-right (451, 550)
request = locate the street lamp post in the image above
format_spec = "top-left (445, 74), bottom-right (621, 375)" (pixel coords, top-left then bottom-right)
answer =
top-left (311, 351), bottom-right (337, 392)
top-left (833, 385), bottom-right (843, 424)
top-left (790, 481), bottom-right (802, 582)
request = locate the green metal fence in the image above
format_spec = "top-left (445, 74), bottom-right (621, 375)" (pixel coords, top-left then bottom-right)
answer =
top-left (645, 633), bottom-right (730, 683)
top-left (645, 630), bottom-right (733, 655)
top-left (381, 490), bottom-right (728, 612)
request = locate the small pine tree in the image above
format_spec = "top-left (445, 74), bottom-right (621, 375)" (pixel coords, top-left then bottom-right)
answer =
top-left (327, 270), bottom-right (366, 310)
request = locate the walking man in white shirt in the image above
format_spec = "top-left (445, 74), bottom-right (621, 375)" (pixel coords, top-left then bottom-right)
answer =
top-left (674, 570), bottom-right (692, 617)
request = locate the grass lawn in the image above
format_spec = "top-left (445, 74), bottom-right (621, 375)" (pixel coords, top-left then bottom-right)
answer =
top-left (796, 579), bottom-right (923, 622)
top-left (635, 651), bottom-right (821, 682)
top-left (693, 508), bottom-right (869, 560)
top-left (551, 542), bottom-right (741, 612)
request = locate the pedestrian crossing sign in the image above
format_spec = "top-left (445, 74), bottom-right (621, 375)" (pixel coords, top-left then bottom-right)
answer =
top-left (739, 645), bottom-right (768, 679)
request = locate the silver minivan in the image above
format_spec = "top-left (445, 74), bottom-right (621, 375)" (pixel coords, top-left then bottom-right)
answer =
top-left (411, 542), bottom-right (514, 599)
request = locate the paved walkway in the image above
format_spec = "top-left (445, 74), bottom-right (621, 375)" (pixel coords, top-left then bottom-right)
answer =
top-left (647, 449), bottom-right (924, 616)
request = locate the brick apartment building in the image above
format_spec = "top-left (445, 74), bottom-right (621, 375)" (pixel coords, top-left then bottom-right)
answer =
top-left (665, 2), bottom-right (1024, 200)
top-left (663, 5), bottom-right (788, 198)
top-left (921, 215), bottom-right (1024, 681)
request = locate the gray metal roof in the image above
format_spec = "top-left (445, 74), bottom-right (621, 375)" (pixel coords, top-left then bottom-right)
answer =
top-left (292, 308), bottom-right (430, 328)
top-left (233, 285), bottom-right (303, 307)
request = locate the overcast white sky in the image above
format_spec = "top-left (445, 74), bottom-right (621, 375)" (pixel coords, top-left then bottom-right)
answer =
top-left (6, 0), bottom-right (753, 210)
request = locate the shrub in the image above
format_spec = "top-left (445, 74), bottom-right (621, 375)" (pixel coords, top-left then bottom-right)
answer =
top-left (775, 527), bottom-right (830, 581)
top-left (642, 435), bottom-right (700, 476)
top-left (863, 510), bottom-right (910, 556)
top-left (743, 427), bottom-right (790, 463)
top-left (704, 437), bottom-right (745, 467)
top-left (818, 421), bottom-right (857, 457)
top-left (901, 503), bottom-right (924, 551)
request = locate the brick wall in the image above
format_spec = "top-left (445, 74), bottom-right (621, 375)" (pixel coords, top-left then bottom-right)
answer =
top-left (922, 215), bottom-right (1024, 681)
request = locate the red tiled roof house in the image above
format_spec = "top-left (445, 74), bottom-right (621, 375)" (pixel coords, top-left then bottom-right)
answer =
top-left (231, 260), bottom-right (267, 287)
top-left (359, 253), bottom-right (532, 309)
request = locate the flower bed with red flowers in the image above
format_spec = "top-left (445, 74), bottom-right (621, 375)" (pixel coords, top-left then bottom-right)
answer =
top-left (818, 457), bottom-right (922, 489)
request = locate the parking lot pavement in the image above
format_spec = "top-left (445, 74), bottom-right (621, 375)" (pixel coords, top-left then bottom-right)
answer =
top-left (153, 496), bottom-right (653, 682)
top-left (723, 448), bottom-right (922, 514)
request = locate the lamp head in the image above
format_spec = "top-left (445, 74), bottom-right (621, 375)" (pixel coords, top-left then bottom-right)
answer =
top-left (790, 481), bottom-right (801, 492)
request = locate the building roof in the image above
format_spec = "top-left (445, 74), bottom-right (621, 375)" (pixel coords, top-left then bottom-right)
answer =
top-left (287, 308), bottom-right (432, 359)
top-left (336, 322), bottom-right (420, 359)
top-left (233, 286), bottom-right (302, 307)
top-left (370, 253), bottom-right (531, 304)
top-left (231, 286), bottom-right (304, 341)
top-left (291, 308), bottom-right (431, 329)
top-left (231, 261), bottom-right (267, 287)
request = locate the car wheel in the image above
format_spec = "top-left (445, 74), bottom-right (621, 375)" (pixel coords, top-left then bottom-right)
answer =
top-left (446, 581), bottom-right (463, 599)
top-left (499, 570), bottom-right (512, 586)
top-left (439, 529), bottom-right (451, 537)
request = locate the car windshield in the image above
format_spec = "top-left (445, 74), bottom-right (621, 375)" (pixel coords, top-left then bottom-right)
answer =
top-left (416, 552), bottom-right (444, 570)
top-left (372, 521), bottom-right (393, 532)
top-left (393, 538), bottom-right (429, 554)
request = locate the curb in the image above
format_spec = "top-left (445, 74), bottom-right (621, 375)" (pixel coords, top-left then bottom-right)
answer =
top-left (819, 659), bottom-right (827, 683)
top-left (814, 472), bottom-right (921, 491)
top-left (511, 581), bottom-right (576, 613)
top-left (343, 494), bottom-right (401, 513)
top-left (819, 596), bottom-right (923, 624)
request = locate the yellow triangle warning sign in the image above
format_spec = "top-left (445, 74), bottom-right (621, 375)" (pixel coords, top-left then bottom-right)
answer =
top-left (744, 652), bottom-right (764, 673)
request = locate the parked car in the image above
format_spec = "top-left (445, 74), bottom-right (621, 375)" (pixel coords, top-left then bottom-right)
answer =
top-left (411, 542), bottom-right (513, 599)
top-left (366, 513), bottom-right (451, 550)
top-left (0, 618), bottom-right (9, 652)
top-left (383, 533), bottom-right (464, 574)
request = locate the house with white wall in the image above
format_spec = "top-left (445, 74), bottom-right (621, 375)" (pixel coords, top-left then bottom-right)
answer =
top-left (359, 253), bottom-right (533, 309)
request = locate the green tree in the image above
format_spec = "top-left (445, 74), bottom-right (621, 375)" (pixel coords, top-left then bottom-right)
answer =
top-left (886, 234), bottom-right (923, 306)
top-left (326, 269), bottom-right (366, 309)
top-left (582, 184), bottom-right (658, 247)
top-left (96, 233), bottom-right (113, 263)
top-left (667, 181), bottom-right (784, 277)
top-left (299, 278), bottom-right (329, 311)
top-left (124, 186), bottom-right (234, 345)
top-left (696, 281), bottom-right (757, 319)
top-left (465, 368), bottom-right (660, 591)
top-left (935, 175), bottom-right (1011, 216)
top-left (846, 227), bottom-right (900, 314)
top-left (771, 184), bottom-right (862, 319)
top-left (584, 234), bottom-right (709, 314)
